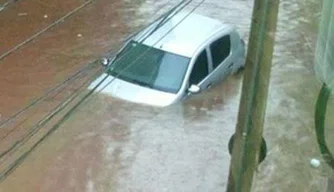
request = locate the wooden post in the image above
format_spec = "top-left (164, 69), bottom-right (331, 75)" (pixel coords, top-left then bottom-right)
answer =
top-left (226, 0), bottom-right (280, 191)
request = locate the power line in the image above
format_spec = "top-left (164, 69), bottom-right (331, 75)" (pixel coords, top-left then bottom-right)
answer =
top-left (0, 0), bottom-right (190, 152)
top-left (0, 0), bottom-right (192, 159)
top-left (0, 0), bottom-right (18, 12)
top-left (92, 0), bottom-right (197, 95)
top-left (97, 0), bottom-right (202, 95)
top-left (0, 61), bottom-right (97, 128)
top-left (0, 65), bottom-right (100, 160)
top-left (0, 0), bottom-right (190, 129)
top-left (0, 0), bottom-right (99, 128)
top-left (138, 0), bottom-right (192, 42)
top-left (0, 0), bottom-right (206, 182)
top-left (0, 64), bottom-right (101, 142)
top-left (0, 0), bottom-right (191, 147)
top-left (0, 0), bottom-right (94, 61)
top-left (104, 0), bottom-right (192, 60)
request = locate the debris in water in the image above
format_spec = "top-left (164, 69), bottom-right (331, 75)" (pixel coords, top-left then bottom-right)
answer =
top-left (18, 12), bottom-right (28, 16)
top-left (310, 158), bottom-right (320, 168)
top-left (44, 14), bottom-right (48, 18)
top-left (77, 33), bottom-right (83, 37)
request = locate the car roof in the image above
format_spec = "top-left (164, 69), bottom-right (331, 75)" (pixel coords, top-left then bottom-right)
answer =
top-left (133, 12), bottom-right (231, 58)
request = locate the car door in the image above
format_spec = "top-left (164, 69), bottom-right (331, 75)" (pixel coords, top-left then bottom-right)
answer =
top-left (188, 49), bottom-right (211, 91)
top-left (207, 35), bottom-right (233, 85)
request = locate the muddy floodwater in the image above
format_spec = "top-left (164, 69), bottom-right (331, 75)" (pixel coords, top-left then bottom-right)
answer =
top-left (0, 0), bottom-right (333, 191)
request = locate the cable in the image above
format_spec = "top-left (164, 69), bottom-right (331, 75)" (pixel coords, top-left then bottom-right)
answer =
top-left (104, 0), bottom-right (192, 61)
top-left (0, 0), bottom-right (98, 127)
top-left (0, 0), bottom-right (192, 155)
top-left (0, 0), bottom-right (192, 157)
top-left (0, 66), bottom-right (101, 160)
top-left (0, 61), bottom-right (97, 128)
top-left (0, 66), bottom-right (103, 162)
top-left (0, 0), bottom-right (184, 162)
top-left (0, 0), bottom-right (206, 182)
top-left (0, 0), bottom-right (189, 119)
top-left (0, 0), bottom-right (18, 12)
top-left (0, 0), bottom-right (190, 129)
top-left (0, 0), bottom-right (93, 61)
top-left (95, 0), bottom-right (201, 95)
top-left (0, 64), bottom-right (104, 182)
top-left (98, 0), bottom-right (202, 93)
top-left (0, 0), bottom-right (191, 156)
top-left (138, 0), bottom-right (192, 42)
top-left (69, 0), bottom-right (194, 96)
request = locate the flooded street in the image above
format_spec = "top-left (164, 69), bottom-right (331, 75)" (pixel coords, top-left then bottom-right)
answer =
top-left (0, 0), bottom-right (333, 191)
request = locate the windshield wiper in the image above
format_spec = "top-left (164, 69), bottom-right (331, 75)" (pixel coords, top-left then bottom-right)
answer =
top-left (130, 79), bottom-right (153, 88)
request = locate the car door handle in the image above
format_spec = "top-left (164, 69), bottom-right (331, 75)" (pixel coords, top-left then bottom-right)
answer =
top-left (228, 62), bottom-right (234, 68)
top-left (207, 83), bottom-right (212, 89)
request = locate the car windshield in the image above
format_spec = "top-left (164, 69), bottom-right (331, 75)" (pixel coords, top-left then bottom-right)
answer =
top-left (107, 40), bottom-right (190, 93)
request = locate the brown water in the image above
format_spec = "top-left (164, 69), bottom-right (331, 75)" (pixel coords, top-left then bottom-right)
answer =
top-left (0, 0), bottom-right (333, 191)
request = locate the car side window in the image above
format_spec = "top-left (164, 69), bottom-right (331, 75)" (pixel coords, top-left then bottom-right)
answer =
top-left (189, 50), bottom-right (209, 85)
top-left (210, 35), bottom-right (231, 69)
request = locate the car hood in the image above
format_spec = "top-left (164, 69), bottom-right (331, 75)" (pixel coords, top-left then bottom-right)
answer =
top-left (87, 73), bottom-right (178, 107)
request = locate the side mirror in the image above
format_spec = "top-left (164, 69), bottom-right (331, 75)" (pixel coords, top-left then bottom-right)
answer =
top-left (188, 84), bottom-right (201, 94)
top-left (100, 57), bottom-right (109, 67)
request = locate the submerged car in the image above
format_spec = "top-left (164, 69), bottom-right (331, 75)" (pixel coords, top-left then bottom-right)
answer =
top-left (89, 12), bottom-right (246, 107)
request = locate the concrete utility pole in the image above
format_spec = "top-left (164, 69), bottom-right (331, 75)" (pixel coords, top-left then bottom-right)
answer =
top-left (226, 0), bottom-right (280, 191)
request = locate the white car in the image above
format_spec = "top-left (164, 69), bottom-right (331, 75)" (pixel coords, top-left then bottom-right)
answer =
top-left (89, 12), bottom-right (245, 107)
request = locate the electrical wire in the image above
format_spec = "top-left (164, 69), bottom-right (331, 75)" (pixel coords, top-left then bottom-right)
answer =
top-left (0, 65), bottom-right (101, 160)
top-left (0, 0), bottom-right (191, 147)
top-left (138, 0), bottom-right (193, 42)
top-left (0, 1), bottom-right (191, 164)
top-left (0, 0), bottom-right (181, 165)
top-left (0, 61), bottom-right (97, 128)
top-left (0, 0), bottom-right (97, 127)
top-left (0, 0), bottom-right (206, 182)
top-left (95, 0), bottom-right (200, 95)
top-left (104, 0), bottom-right (192, 60)
top-left (0, 0), bottom-right (192, 156)
top-left (0, 0), bottom-right (94, 61)
top-left (0, 0), bottom-right (189, 128)
top-left (0, 0), bottom-right (191, 129)
top-left (0, 0), bottom-right (18, 12)
top-left (96, 0), bottom-right (201, 96)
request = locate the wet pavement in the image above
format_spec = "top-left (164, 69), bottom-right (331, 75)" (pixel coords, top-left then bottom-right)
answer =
top-left (0, 0), bottom-right (333, 191)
